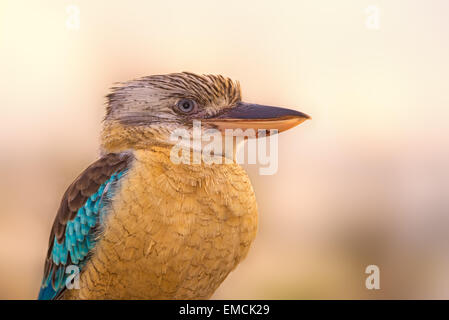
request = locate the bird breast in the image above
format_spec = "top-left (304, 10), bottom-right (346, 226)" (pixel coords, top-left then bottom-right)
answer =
top-left (64, 146), bottom-right (258, 299)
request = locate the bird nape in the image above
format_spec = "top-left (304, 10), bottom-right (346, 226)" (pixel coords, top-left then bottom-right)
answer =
top-left (38, 72), bottom-right (310, 300)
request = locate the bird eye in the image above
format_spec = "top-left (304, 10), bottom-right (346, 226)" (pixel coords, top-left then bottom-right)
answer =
top-left (176, 99), bottom-right (197, 114)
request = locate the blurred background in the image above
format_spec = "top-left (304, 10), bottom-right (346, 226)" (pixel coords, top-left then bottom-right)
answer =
top-left (1, 0), bottom-right (449, 299)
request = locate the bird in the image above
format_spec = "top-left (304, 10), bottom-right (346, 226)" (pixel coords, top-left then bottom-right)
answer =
top-left (37, 72), bottom-right (310, 299)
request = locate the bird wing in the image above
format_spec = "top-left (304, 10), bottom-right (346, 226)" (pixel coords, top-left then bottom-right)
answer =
top-left (37, 151), bottom-right (134, 300)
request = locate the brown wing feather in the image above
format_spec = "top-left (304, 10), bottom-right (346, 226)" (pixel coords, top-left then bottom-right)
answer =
top-left (42, 151), bottom-right (134, 285)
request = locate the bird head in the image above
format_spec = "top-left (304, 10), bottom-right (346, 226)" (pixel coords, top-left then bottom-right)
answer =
top-left (101, 72), bottom-right (310, 153)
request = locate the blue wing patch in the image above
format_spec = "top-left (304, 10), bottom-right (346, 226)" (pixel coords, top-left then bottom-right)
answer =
top-left (38, 170), bottom-right (127, 300)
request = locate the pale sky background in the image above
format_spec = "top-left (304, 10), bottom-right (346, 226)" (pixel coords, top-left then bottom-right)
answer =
top-left (1, 0), bottom-right (449, 299)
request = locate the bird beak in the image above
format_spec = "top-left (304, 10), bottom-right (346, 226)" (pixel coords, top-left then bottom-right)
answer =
top-left (203, 102), bottom-right (310, 134)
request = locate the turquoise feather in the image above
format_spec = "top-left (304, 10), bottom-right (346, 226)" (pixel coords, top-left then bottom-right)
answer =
top-left (38, 169), bottom-right (127, 300)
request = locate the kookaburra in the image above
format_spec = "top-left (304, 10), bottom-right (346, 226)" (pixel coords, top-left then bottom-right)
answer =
top-left (38, 72), bottom-right (309, 299)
